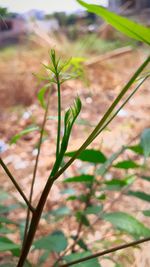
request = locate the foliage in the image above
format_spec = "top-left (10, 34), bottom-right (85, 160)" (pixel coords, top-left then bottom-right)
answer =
top-left (0, 1), bottom-right (150, 267)
top-left (77, 0), bottom-right (150, 46)
top-left (0, 7), bottom-right (9, 17)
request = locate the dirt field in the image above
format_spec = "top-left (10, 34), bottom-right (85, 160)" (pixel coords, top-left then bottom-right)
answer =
top-left (0, 44), bottom-right (150, 266)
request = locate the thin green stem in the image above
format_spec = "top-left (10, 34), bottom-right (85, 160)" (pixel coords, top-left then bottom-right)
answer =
top-left (56, 78), bottom-right (61, 158)
top-left (92, 75), bottom-right (149, 141)
top-left (0, 158), bottom-right (34, 213)
top-left (22, 88), bottom-right (51, 247)
top-left (60, 236), bottom-right (150, 266)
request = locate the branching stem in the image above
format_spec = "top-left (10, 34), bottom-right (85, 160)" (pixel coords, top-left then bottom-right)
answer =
top-left (16, 55), bottom-right (150, 267)
top-left (22, 87), bottom-right (51, 246)
top-left (0, 158), bottom-right (34, 213)
top-left (60, 236), bottom-right (150, 266)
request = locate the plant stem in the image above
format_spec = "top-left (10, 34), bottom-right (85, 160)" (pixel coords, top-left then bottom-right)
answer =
top-left (22, 88), bottom-right (51, 246)
top-left (0, 158), bottom-right (34, 213)
top-left (93, 75), bottom-right (149, 141)
top-left (16, 56), bottom-right (150, 267)
top-left (56, 78), bottom-right (61, 158)
top-left (17, 177), bottom-right (55, 267)
top-left (60, 236), bottom-right (150, 267)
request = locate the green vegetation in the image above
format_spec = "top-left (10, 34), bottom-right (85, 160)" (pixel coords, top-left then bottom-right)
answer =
top-left (0, 1), bottom-right (150, 266)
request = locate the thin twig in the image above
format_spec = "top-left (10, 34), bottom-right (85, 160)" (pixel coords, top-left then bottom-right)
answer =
top-left (60, 236), bottom-right (150, 266)
top-left (22, 87), bottom-right (51, 246)
top-left (0, 158), bottom-right (34, 213)
top-left (56, 78), bottom-right (61, 157)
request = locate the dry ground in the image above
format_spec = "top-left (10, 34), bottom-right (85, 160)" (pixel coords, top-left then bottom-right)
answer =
top-left (0, 43), bottom-right (150, 266)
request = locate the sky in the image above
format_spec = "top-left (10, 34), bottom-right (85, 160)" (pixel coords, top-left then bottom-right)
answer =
top-left (0, 0), bottom-right (108, 14)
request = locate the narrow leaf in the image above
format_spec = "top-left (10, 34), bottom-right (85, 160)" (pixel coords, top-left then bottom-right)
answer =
top-left (0, 217), bottom-right (17, 225)
top-left (0, 242), bottom-right (20, 251)
top-left (85, 205), bottom-right (103, 215)
top-left (11, 125), bottom-right (39, 144)
top-left (76, 211), bottom-right (90, 226)
top-left (77, 0), bottom-right (150, 45)
top-left (50, 206), bottom-right (71, 217)
top-left (113, 160), bottom-right (139, 169)
top-left (0, 237), bottom-right (20, 256)
top-left (143, 210), bottom-right (150, 217)
top-left (127, 191), bottom-right (150, 202)
top-left (140, 128), bottom-right (150, 158)
top-left (65, 149), bottom-right (106, 164)
top-left (64, 174), bottom-right (94, 183)
top-left (140, 176), bottom-right (150, 182)
top-left (104, 176), bottom-right (134, 191)
top-left (96, 147), bottom-right (125, 175)
top-left (103, 212), bottom-right (150, 238)
top-left (38, 86), bottom-right (49, 108)
top-left (77, 239), bottom-right (88, 251)
top-left (127, 144), bottom-right (143, 155)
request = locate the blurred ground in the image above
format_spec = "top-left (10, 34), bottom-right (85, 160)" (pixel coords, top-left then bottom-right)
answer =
top-left (0, 39), bottom-right (150, 266)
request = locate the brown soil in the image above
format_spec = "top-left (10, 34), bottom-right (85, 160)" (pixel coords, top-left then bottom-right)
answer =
top-left (0, 46), bottom-right (150, 267)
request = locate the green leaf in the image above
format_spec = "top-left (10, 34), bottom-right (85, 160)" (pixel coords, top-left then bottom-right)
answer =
top-left (76, 211), bottom-right (90, 226)
top-left (55, 97), bottom-right (82, 163)
top-left (64, 251), bottom-right (101, 267)
top-left (113, 160), bottom-right (139, 169)
top-left (104, 176), bottom-right (134, 191)
top-left (85, 205), bottom-right (103, 215)
top-left (11, 125), bottom-right (39, 144)
top-left (51, 206), bottom-right (71, 217)
top-left (96, 193), bottom-right (106, 200)
top-left (143, 210), bottom-right (150, 217)
top-left (115, 264), bottom-right (124, 267)
top-left (96, 147), bottom-right (125, 175)
top-left (0, 217), bottom-right (17, 225)
top-left (127, 144), bottom-right (144, 155)
top-left (140, 128), bottom-right (150, 158)
top-left (38, 86), bottom-right (49, 108)
top-left (140, 176), bottom-right (150, 182)
top-left (76, 239), bottom-right (88, 251)
top-left (65, 149), bottom-right (106, 164)
top-left (34, 231), bottom-right (68, 252)
top-left (64, 174), bottom-right (94, 183)
top-left (127, 191), bottom-right (150, 202)
top-left (64, 97), bottom-right (82, 134)
top-left (0, 237), bottom-right (20, 256)
top-left (77, 0), bottom-right (150, 45)
top-left (66, 195), bottom-right (77, 201)
top-left (103, 212), bottom-right (150, 238)
top-left (38, 251), bottom-right (49, 266)
top-left (0, 204), bottom-right (19, 215)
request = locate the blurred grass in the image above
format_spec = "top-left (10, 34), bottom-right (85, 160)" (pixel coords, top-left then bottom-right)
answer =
top-left (60, 33), bottom-right (132, 58)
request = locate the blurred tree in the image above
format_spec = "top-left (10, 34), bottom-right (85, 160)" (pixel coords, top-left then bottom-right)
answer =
top-left (0, 7), bottom-right (9, 17)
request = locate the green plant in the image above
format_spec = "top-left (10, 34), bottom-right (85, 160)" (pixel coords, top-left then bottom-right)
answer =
top-left (0, 2), bottom-right (150, 267)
